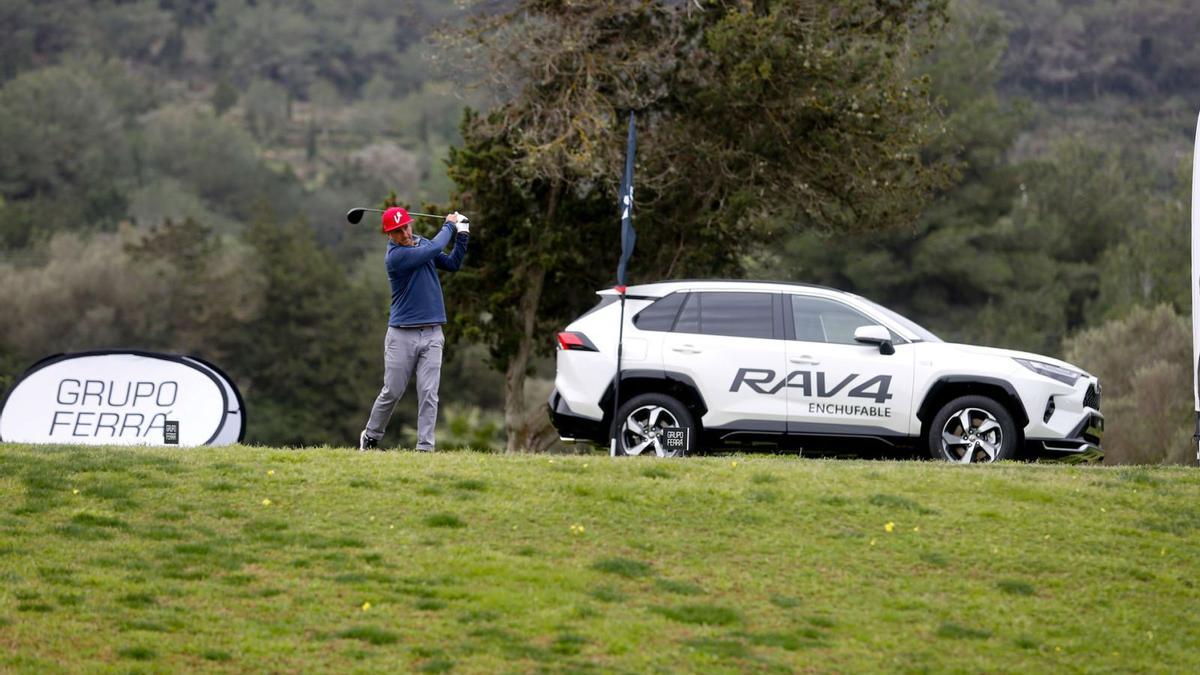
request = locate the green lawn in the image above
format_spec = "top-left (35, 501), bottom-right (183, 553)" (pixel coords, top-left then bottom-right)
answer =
top-left (1, 444), bottom-right (1198, 672)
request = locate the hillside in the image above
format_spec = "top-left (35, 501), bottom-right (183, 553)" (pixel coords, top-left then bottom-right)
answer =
top-left (1, 445), bottom-right (1197, 671)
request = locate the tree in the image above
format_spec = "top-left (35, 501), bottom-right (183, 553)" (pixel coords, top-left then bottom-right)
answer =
top-left (243, 78), bottom-right (290, 142)
top-left (349, 141), bottom-right (421, 198)
top-left (444, 0), bottom-right (952, 451)
top-left (211, 77), bottom-right (238, 116)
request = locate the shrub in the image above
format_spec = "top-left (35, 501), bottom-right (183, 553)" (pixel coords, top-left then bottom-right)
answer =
top-left (1063, 305), bottom-right (1192, 464)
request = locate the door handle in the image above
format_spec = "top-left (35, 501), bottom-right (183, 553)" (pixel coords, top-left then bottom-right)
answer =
top-left (671, 345), bottom-right (702, 354)
top-left (789, 356), bottom-right (819, 365)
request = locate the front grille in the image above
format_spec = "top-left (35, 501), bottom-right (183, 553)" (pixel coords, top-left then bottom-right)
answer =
top-left (1084, 384), bottom-right (1101, 411)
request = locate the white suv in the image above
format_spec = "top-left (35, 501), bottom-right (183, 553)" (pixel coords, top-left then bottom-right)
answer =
top-left (548, 280), bottom-right (1103, 462)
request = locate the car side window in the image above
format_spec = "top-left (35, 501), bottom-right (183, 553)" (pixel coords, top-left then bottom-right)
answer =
top-left (696, 292), bottom-right (774, 339)
top-left (791, 295), bottom-right (892, 345)
top-left (633, 293), bottom-right (686, 331)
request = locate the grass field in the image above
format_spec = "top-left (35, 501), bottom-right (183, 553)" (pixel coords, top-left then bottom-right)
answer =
top-left (1, 444), bottom-right (1198, 673)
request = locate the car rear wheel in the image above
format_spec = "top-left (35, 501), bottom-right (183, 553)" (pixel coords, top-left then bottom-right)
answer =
top-left (927, 395), bottom-right (1019, 464)
top-left (612, 393), bottom-right (696, 457)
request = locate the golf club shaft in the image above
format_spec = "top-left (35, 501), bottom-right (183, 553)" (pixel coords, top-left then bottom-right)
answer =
top-left (357, 207), bottom-right (444, 220)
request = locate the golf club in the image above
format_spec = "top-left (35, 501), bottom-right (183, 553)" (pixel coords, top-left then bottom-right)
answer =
top-left (345, 207), bottom-right (448, 225)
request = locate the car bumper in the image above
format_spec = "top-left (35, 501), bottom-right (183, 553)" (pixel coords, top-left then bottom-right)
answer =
top-left (1027, 412), bottom-right (1104, 454)
top-left (548, 389), bottom-right (606, 444)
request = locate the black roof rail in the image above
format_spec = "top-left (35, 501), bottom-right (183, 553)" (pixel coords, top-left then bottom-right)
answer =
top-left (635, 278), bottom-right (838, 292)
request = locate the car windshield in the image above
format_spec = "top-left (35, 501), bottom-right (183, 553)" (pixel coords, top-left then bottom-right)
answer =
top-left (855, 296), bottom-right (943, 343)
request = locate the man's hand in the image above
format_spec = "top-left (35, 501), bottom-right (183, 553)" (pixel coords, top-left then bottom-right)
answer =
top-left (452, 212), bottom-right (470, 234)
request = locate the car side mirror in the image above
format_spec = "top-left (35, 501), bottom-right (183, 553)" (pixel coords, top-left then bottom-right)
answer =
top-left (854, 325), bottom-right (895, 355)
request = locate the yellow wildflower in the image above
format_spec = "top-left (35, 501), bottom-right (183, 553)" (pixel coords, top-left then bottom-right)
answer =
top-left (884, 522), bottom-right (895, 533)
top-left (362, 602), bottom-right (371, 612)
top-left (261, 498), bottom-right (271, 507)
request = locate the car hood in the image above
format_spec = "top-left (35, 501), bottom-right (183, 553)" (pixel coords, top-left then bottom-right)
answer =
top-left (936, 343), bottom-right (1093, 379)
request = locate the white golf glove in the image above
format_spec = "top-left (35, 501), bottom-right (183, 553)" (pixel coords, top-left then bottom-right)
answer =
top-left (454, 212), bottom-right (470, 234)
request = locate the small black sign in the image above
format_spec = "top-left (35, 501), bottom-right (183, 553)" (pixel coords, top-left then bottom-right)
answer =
top-left (164, 420), bottom-right (179, 445)
top-left (662, 426), bottom-right (689, 453)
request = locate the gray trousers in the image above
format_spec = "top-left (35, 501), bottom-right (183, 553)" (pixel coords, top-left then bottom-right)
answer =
top-left (365, 325), bottom-right (444, 450)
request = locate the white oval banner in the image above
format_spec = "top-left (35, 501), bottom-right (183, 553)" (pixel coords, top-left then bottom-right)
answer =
top-left (181, 355), bottom-right (246, 446)
top-left (0, 351), bottom-right (240, 447)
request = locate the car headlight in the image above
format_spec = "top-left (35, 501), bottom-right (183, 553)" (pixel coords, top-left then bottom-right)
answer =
top-left (1014, 358), bottom-right (1082, 386)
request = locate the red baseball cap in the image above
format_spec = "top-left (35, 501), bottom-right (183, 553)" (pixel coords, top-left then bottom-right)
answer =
top-left (381, 207), bottom-right (412, 232)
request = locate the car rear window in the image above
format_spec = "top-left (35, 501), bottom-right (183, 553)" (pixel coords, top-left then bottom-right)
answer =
top-left (578, 294), bottom-right (619, 319)
top-left (674, 292), bottom-right (774, 339)
top-left (633, 292), bottom-right (686, 331)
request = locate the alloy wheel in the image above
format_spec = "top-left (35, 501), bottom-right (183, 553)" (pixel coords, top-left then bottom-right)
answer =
top-left (940, 407), bottom-right (1004, 463)
top-left (620, 405), bottom-right (681, 457)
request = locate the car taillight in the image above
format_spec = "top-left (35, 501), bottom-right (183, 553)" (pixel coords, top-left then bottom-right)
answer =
top-left (556, 331), bottom-right (598, 352)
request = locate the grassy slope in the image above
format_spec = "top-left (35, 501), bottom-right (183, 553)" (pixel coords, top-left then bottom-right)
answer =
top-left (0, 445), bottom-right (1198, 673)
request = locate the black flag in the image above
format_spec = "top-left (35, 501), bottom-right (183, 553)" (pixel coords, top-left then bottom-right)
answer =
top-left (616, 112), bottom-right (636, 287)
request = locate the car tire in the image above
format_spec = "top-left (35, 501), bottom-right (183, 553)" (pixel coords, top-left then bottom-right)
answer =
top-left (611, 393), bottom-right (696, 457)
top-left (927, 395), bottom-right (1019, 464)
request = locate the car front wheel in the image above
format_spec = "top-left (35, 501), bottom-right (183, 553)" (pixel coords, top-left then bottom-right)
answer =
top-left (927, 395), bottom-right (1019, 464)
top-left (612, 393), bottom-right (696, 457)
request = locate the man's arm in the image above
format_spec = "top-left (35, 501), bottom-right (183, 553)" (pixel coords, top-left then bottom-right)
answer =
top-left (434, 231), bottom-right (469, 271)
top-left (386, 223), bottom-right (455, 273)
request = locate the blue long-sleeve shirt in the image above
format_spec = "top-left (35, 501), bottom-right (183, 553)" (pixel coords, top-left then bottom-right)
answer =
top-left (386, 222), bottom-right (469, 327)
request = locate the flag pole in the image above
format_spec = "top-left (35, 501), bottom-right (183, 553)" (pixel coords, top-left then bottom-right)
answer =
top-left (1191, 109), bottom-right (1200, 464)
top-left (611, 285), bottom-right (626, 458)
top-left (610, 111), bottom-right (637, 458)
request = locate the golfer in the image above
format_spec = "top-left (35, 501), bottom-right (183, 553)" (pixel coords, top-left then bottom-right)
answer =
top-left (360, 207), bottom-right (469, 451)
